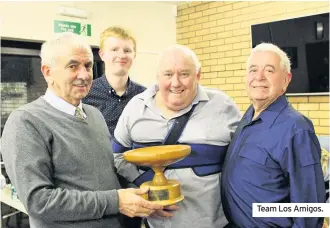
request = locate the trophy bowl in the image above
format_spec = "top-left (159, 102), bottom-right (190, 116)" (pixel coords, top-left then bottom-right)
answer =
top-left (123, 145), bottom-right (191, 206)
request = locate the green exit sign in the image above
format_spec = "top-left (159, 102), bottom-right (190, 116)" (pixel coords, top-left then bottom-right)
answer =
top-left (54, 20), bottom-right (91, 36)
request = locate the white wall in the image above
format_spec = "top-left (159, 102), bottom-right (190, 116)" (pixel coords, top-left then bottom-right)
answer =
top-left (0, 1), bottom-right (177, 86)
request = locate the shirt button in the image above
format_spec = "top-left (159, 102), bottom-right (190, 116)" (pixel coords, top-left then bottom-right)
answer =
top-left (109, 90), bottom-right (111, 94)
top-left (119, 99), bottom-right (121, 102)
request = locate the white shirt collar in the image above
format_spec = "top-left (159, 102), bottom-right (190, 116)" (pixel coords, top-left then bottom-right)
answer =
top-left (42, 89), bottom-right (86, 117)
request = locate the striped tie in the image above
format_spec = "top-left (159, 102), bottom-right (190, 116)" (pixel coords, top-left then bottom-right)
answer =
top-left (74, 107), bottom-right (85, 120)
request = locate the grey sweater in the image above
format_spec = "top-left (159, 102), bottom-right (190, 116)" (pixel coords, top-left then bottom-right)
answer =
top-left (1, 97), bottom-right (122, 228)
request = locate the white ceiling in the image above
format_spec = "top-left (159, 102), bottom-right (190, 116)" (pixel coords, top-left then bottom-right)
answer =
top-left (159, 1), bottom-right (189, 5)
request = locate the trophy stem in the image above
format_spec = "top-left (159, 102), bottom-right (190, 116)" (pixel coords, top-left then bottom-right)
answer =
top-left (152, 167), bottom-right (167, 186)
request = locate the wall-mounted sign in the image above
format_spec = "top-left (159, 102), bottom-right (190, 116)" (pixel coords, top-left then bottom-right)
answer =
top-left (54, 20), bottom-right (91, 36)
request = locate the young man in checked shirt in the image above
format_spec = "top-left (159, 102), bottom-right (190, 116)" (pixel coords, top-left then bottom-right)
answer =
top-left (83, 26), bottom-right (145, 228)
top-left (83, 26), bottom-right (145, 137)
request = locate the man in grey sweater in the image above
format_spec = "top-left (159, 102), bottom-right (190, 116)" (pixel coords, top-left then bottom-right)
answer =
top-left (0, 32), bottom-right (162, 228)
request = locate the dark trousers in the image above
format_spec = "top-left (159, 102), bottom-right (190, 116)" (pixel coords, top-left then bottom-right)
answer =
top-left (144, 219), bottom-right (151, 228)
top-left (120, 215), bottom-right (142, 228)
top-left (224, 223), bottom-right (239, 228)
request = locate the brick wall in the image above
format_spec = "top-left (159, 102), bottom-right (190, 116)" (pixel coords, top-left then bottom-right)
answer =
top-left (177, 1), bottom-right (329, 135)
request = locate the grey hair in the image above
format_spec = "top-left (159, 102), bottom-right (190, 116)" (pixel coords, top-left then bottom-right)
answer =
top-left (157, 44), bottom-right (201, 72)
top-left (40, 32), bottom-right (93, 67)
top-left (246, 43), bottom-right (291, 73)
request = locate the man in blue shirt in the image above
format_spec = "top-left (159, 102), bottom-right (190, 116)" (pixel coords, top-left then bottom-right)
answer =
top-left (221, 43), bottom-right (326, 228)
top-left (83, 26), bottom-right (145, 137)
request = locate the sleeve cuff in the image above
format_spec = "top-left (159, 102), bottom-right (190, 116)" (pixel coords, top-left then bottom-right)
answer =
top-left (99, 190), bottom-right (119, 215)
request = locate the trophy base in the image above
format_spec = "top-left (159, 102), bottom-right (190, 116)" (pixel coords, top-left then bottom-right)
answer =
top-left (140, 179), bottom-right (184, 206)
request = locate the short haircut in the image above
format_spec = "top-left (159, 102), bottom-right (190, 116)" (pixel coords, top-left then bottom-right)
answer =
top-left (247, 42), bottom-right (291, 73)
top-left (40, 32), bottom-right (93, 67)
top-left (99, 26), bottom-right (136, 52)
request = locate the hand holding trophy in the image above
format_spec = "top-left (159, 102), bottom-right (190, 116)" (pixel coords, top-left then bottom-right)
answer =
top-left (123, 145), bottom-right (191, 206)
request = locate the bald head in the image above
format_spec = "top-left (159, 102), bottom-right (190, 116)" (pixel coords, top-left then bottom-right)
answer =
top-left (157, 45), bottom-right (201, 75)
top-left (156, 44), bottom-right (201, 112)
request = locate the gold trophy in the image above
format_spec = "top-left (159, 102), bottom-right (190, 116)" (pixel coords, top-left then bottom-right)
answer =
top-left (123, 145), bottom-right (191, 206)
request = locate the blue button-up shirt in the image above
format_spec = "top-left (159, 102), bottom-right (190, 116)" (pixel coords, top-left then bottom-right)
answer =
top-left (83, 75), bottom-right (145, 136)
top-left (221, 95), bottom-right (326, 228)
